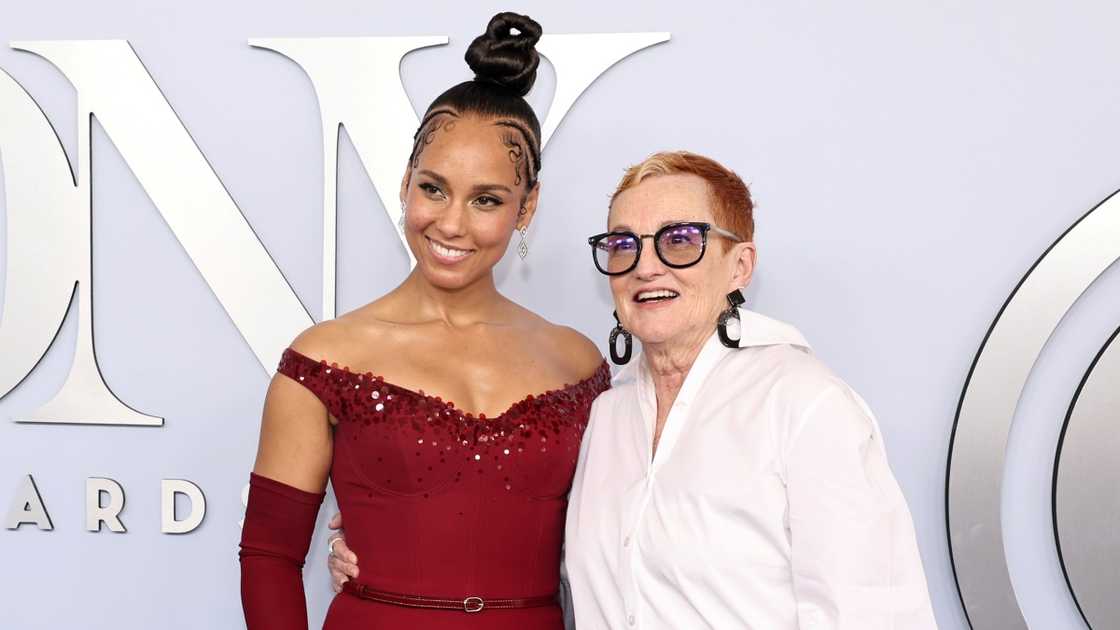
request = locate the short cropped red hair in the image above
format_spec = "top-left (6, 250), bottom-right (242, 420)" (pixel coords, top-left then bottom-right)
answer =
top-left (610, 151), bottom-right (754, 245)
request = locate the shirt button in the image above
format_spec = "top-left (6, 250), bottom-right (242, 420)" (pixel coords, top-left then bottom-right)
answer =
top-left (628, 613), bottom-right (636, 626)
top-left (623, 536), bottom-right (631, 547)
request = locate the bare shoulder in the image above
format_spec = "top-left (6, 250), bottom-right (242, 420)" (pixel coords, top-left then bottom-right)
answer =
top-left (288, 303), bottom-right (399, 368)
top-left (552, 325), bottom-right (605, 375)
top-left (517, 309), bottom-right (604, 380)
top-left (288, 317), bottom-right (355, 363)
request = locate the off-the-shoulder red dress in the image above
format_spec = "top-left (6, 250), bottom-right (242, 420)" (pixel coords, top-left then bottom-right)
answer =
top-left (240, 347), bottom-right (610, 630)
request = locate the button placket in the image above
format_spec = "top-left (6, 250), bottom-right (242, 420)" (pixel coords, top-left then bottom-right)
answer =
top-left (621, 471), bottom-right (654, 630)
top-left (619, 519), bottom-right (638, 627)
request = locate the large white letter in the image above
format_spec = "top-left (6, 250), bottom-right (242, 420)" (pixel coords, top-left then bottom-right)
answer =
top-left (535, 33), bottom-right (670, 147)
top-left (85, 477), bottom-right (126, 533)
top-left (5, 474), bottom-right (53, 530)
top-left (2, 41), bottom-right (316, 425)
top-left (161, 479), bottom-right (205, 534)
top-left (0, 69), bottom-right (86, 413)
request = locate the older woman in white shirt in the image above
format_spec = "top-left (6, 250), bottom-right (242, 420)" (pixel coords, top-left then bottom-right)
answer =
top-left (564, 151), bottom-right (938, 630)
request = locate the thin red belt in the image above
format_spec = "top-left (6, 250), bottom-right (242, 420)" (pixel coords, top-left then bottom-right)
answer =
top-left (342, 581), bottom-right (557, 613)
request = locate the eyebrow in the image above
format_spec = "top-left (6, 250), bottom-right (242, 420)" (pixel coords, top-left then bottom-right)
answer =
top-left (473, 183), bottom-right (513, 194)
top-left (416, 169), bottom-right (449, 186)
top-left (415, 170), bottom-right (512, 195)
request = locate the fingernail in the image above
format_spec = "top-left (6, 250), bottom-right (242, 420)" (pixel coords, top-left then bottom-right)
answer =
top-left (350, 554), bottom-right (358, 563)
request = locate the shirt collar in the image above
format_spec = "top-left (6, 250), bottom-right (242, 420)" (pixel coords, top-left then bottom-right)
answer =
top-left (613, 307), bottom-right (812, 386)
top-left (613, 308), bottom-right (812, 464)
top-left (735, 307), bottom-right (812, 351)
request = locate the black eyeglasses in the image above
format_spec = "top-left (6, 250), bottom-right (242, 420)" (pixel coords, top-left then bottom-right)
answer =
top-left (587, 221), bottom-right (744, 276)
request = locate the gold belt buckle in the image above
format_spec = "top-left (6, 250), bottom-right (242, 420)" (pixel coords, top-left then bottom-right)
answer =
top-left (463, 596), bottom-right (485, 613)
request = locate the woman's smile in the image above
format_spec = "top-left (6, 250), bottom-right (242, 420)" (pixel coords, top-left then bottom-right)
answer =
top-left (633, 288), bottom-right (681, 308)
top-left (425, 236), bottom-right (475, 264)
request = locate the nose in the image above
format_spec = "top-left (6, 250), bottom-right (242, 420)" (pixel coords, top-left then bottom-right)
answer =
top-left (434, 200), bottom-right (467, 238)
top-left (633, 237), bottom-right (667, 281)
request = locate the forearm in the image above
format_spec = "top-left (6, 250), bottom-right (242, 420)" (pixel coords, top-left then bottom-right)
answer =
top-left (241, 553), bottom-right (314, 630)
top-left (239, 473), bottom-right (325, 630)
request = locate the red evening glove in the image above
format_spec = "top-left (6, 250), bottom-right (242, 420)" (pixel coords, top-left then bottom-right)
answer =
top-left (239, 473), bottom-right (325, 630)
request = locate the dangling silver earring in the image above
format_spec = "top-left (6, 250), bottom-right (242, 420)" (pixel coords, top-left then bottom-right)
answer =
top-left (517, 225), bottom-right (529, 259)
top-left (398, 201), bottom-right (407, 232)
top-left (516, 205), bottom-right (529, 259)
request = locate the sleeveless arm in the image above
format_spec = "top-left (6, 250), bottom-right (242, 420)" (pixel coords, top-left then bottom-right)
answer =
top-left (240, 348), bottom-right (335, 629)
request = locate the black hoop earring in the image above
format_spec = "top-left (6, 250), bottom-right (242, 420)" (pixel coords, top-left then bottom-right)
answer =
top-left (717, 289), bottom-right (746, 348)
top-left (609, 311), bottom-right (632, 365)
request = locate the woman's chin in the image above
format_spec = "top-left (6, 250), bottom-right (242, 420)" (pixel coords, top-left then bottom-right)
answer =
top-left (423, 272), bottom-right (475, 291)
top-left (630, 325), bottom-right (680, 349)
top-left (414, 259), bottom-right (491, 292)
top-left (630, 318), bottom-right (716, 354)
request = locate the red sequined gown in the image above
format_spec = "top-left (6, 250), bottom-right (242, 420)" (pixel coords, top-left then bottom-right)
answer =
top-left (271, 348), bottom-right (609, 629)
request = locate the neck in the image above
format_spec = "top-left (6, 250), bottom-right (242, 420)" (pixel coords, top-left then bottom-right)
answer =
top-left (642, 325), bottom-right (712, 415)
top-left (397, 268), bottom-right (506, 326)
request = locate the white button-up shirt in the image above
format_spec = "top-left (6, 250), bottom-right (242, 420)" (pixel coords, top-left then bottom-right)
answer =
top-left (564, 309), bottom-right (938, 629)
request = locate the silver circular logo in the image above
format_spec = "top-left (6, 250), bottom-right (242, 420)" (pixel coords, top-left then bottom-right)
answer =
top-left (948, 189), bottom-right (1120, 629)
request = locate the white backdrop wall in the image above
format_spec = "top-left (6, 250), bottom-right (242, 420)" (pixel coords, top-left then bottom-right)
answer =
top-left (2, 1), bottom-right (1119, 628)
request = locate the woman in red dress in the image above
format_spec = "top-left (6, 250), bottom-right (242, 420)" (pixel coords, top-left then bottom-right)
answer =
top-left (238, 12), bottom-right (609, 629)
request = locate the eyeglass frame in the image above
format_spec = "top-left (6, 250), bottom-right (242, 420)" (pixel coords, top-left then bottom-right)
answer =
top-left (587, 221), bottom-right (745, 276)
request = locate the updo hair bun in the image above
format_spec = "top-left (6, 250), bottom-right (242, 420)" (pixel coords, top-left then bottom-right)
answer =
top-left (465, 12), bottom-right (543, 97)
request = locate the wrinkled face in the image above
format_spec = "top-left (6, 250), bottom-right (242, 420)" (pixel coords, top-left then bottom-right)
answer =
top-left (400, 113), bottom-right (538, 290)
top-left (607, 173), bottom-right (753, 348)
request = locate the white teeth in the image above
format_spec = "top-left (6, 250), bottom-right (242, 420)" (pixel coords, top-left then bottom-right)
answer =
top-left (429, 239), bottom-right (471, 259)
top-left (636, 290), bottom-right (679, 302)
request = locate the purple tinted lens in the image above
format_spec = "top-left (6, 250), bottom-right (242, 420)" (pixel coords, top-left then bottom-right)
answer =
top-left (657, 225), bottom-right (704, 265)
top-left (595, 234), bottom-right (638, 273)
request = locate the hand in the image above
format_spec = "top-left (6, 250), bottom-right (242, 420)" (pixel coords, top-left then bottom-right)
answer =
top-left (327, 512), bottom-right (359, 592)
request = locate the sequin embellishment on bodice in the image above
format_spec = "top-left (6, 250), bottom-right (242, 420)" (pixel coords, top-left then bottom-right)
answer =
top-left (276, 347), bottom-right (611, 629)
